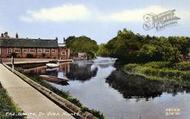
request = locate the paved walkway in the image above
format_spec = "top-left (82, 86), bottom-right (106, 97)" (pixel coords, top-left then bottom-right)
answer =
top-left (0, 64), bottom-right (74, 119)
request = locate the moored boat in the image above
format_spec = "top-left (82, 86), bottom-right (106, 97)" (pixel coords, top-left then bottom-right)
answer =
top-left (46, 60), bottom-right (60, 68)
top-left (40, 75), bottom-right (69, 81)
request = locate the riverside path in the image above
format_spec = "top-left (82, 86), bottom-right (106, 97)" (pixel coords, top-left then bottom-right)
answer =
top-left (0, 64), bottom-right (74, 119)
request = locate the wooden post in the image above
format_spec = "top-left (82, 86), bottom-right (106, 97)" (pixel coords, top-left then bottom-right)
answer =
top-left (11, 56), bottom-right (14, 71)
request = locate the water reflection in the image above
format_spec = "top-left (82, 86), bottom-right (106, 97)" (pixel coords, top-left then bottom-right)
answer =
top-left (18, 58), bottom-right (190, 119)
top-left (23, 63), bottom-right (70, 75)
top-left (107, 70), bottom-right (162, 99)
top-left (66, 63), bottom-right (98, 81)
top-left (107, 70), bottom-right (190, 100)
top-left (21, 61), bottom-right (190, 99)
top-left (22, 62), bottom-right (98, 82)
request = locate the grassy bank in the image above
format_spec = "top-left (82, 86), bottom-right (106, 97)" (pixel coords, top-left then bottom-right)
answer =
top-left (0, 83), bottom-right (24, 118)
top-left (22, 74), bottom-right (104, 119)
top-left (123, 61), bottom-right (190, 85)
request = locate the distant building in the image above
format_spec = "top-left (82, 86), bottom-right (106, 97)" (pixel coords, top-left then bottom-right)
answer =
top-left (78, 52), bottom-right (87, 60)
top-left (0, 37), bottom-right (70, 59)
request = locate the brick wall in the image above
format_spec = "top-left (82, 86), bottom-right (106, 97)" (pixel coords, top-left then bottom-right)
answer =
top-left (0, 47), bottom-right (69, 59)
top-left (59, 47), bottom-right (70, 59)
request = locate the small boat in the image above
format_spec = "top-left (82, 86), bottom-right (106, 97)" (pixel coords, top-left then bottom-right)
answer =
top-left (46, 60), bottom-right (60, 68)
top-left (46, 67), bottom-right (59, 72)
top-left (39, 75), bottom-right (69, 85)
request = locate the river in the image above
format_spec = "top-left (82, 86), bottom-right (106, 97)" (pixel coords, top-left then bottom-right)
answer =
top-left (21, 57), bottom-right (190, 119)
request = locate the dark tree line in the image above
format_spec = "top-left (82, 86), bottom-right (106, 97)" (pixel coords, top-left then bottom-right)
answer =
top-left (98, 29), bottom-right (190, 64)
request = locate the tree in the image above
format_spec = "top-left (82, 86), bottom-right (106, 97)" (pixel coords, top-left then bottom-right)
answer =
top-left (99, 28), bottom-right (189, 63)
top-left (65, 36), bottom-right (99, 59)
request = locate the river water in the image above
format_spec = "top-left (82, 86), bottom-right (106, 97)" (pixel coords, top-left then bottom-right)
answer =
top-left (22, 57), bottom-right (190, 119)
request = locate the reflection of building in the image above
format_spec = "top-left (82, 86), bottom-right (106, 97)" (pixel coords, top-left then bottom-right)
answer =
top-left (59, 63), bottom-right (70, 73)
top-left (23, 66), bottom-right (47, 74)
top-left (23, 63), bottom-right (70, 74)
top-left (0, 36), bottom-right (70, 59)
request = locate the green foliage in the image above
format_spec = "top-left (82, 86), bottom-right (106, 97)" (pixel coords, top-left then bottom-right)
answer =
top-left (65, 36), bottom-right (98, 59)
top-left (100, 28), bottom-right (190, 63)
top-left (81, 107), bottom-right (104, 119)
top-left (0, 83), bottom-right (24, 118)
top-left (124, 61), bottom-right (190, 82)
top-left (97, 44), bottom-right (109, 56)
top-left (174, 61), bottom-right (190, 71)
top-left (87, 51), bottom-right (96, 59)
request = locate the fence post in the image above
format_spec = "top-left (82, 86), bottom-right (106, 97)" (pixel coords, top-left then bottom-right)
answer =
top-left (11, 56), bottom-right (14, 71)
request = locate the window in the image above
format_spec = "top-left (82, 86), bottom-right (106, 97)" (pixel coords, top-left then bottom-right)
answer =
top-left (30, 49), bottom-right (36, 53)
top-left (61, 51), bottom-right (66, 55)
top-left (8, 48), bottom-right (12, 54)
top-left (37, 49), bottom-right (42, 53)
top-left (23, 49), bottom-right (28, 53)
top-left (51, 49), bottom-right (55, 53)
top-left (45, 49), bottom-right (50, 53)
top-left (14, 49), bottom-right (20, 53)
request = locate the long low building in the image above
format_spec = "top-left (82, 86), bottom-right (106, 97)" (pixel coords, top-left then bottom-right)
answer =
top-left (0, 38), bottom-right (70, 59)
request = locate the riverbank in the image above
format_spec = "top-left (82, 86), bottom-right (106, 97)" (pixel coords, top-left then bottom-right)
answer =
top-left (0, 83), bottom-right (23, 118)
top-left (15, 68), bottom-right (104, 119)
top-left (29, 74), bottom-right (104, 119)
top-left (123, 61), bottom-right (190, 86)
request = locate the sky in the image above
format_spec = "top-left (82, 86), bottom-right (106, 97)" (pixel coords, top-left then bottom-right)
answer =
top-left (0, 0), bottom-right (190, 44)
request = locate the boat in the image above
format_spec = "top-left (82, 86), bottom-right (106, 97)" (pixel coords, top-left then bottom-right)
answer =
top-left (39, 75), bottom-right (69, 85)
top-left (46, 67), bottom-right (59, 72)
top-left (46, 60), bottom-right (60, 68)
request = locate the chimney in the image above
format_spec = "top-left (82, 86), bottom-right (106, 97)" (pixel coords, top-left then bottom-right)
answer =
top-left (63, 37), bottom-right (66, 43)
top-left (1, 33), bottom-right (4, 38)
top-left (16, 33), bottom-right (19, 38)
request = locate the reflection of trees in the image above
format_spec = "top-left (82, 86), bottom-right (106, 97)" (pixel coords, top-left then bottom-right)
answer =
top-left (106, 70), bottom-right (190, 100)
top-left (66, 63), bottom-right (98, 81)
top-left (20, 62), bottom-right (98, 82)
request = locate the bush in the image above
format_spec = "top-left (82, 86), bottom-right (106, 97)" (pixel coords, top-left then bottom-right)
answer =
top-left (175, 61), bottom-right (190, 71)
top-left (124, 64), bottom-right (138, 72)
top-left (87, 51), bottom-right (96, 59)
top-left (0, 82), bottom-right (24, 118)
top-left (124, 61), bottom-right (190, 81)
top-left (81, 107), bottom-right (104, 119)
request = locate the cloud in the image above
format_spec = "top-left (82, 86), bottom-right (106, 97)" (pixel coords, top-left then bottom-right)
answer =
top-left (21, 4), bottom-right (186, 23)
top-left (99, 5), bottom-right (167, 22)
top-left (20, 4), bottom-right (90, 22)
